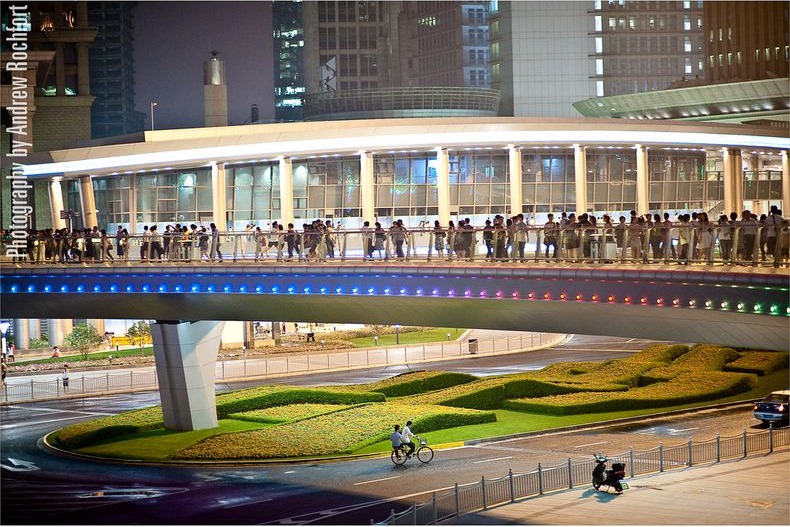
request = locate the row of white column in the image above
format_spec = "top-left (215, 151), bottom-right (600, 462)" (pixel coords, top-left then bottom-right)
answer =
top-left (12, 318), bottom-right (105, 349)
top-left (52, 148), bottom-right (790, 232)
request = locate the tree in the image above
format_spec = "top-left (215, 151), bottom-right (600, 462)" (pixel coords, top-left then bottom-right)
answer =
top-left (64, 324), bottom-right (103, 360)
top-left (126, 321), bottom-right (152, 351)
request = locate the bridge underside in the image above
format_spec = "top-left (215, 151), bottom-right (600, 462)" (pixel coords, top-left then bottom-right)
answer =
top-left (2, 264), bottom-right (787, 430)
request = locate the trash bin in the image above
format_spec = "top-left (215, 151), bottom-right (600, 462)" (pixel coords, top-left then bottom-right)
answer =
top-left (468, 338), bottom-right (478, 354)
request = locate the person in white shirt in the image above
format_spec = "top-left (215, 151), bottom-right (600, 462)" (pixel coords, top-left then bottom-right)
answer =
top-left (401, 420), bottom-right (417, 457)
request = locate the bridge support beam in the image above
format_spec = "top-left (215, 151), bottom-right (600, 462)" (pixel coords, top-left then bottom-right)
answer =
top-left (150, 320), bottom-right (224, 431)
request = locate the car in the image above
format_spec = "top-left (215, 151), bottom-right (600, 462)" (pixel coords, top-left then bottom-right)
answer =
top-left (753, 390), bottom-right (790, 426)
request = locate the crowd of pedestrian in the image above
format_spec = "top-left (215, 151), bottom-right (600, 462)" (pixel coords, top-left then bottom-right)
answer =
top-left (2, 205), bottom-right (787, 266)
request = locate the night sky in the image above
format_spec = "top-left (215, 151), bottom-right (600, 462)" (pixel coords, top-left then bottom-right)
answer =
top-left (133, 1), bottom-right (275, 130)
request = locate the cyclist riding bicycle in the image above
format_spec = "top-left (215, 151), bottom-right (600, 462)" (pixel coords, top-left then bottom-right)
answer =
top-left (401, 420), bottom-right (417, 457)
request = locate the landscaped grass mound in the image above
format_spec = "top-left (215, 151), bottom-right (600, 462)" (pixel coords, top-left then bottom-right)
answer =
top-left (171, 402), bottom-right (496, 459)
top-left (52, 342), bottom-right (782, 461)
top-left (55, 406), bottom-right (164, 449)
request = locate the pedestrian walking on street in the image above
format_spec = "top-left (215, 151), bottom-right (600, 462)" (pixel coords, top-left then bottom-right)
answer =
top-left (61, 365), bottom-right (70, 393)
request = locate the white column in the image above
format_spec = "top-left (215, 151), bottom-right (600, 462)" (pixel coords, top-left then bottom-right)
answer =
top-left (508, 146), bottom-right (523, 217)
top-left (635, 145), bottom-right (649, 215)
top-left (49, 180), bottom-right (66, 230)
top-left (724, 148), bottom-right (743, 215)
top-left (360, 151), bottom-right (375, 224)
top-left (151, 320), bottom-right (225, 431)
top-left (573, 145), bottom-right (587, 213)
top-left (782, 151), bottom-right (789, 215)
top-left (211, 162), bottom-right (227, 229)
top-left (48, 319), bottom-right (73, 347)
top-left (436, 147), bottom-right (451, 226)
top-left (88, 319), bottom-right (105, 335)
top-left (13, 320), bottom-right (30, 349)
top-left (79, 175), bottom-right (97, 228)
top-left (279, 157), bottom-right (294, 226)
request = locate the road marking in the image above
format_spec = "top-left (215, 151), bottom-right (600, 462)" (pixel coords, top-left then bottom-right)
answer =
top-left (221, 497), bottom-right (273, 509)
top-left (284, 470), bottom-right (296, 474)
top-left (473, 456), bottom-right (512, 464)
top-left (0, 458), bottom-right (39, 472)
top-left (0, 414), bottom-right (113, 430)
top-left (671, 427), bottom-right (699, 433)
top-left (354, 476), bottom-right (401, 486)
top-left (575, 441), bottom-right (608, 448)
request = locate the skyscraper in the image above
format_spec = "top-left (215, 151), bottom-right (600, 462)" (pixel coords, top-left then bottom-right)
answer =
top-left (273, 0), bottom-right (305, 122)
top-left (88, 1), bottom-right (145, 138)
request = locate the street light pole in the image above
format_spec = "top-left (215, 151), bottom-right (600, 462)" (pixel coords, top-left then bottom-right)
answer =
top-left (395, 325), bottom-right (400, 345)
top-left (150, 102), bottom-right (158, 131)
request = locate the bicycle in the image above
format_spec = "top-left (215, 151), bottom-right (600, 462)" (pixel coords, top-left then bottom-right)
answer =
top-left (391, 437), bottom-right (433, 465)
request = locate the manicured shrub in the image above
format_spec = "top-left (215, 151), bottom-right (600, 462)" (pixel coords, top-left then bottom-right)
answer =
top-left (215, 386), bottom-right (385, 418)
top-left (171, 403), bottom-right (496, 460)
top-left (229, 403), bottom-right (353, 424)
top-left (724, 351), bottom-right (790, 375)
top-left (504, 371), bottom-right (757, 416)
top-left (346, 371), bottom-right (478, 397)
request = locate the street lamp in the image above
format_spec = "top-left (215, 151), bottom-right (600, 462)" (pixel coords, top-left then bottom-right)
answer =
top-left (373, 335), bottom-right (378, 345)
top-left (150, 102), bottom-right (158, 131)
top-left (395, 325), bottom-right (400, 345)
top-left (447, 332), bottom-right (451, 341)
top-left (0, 321), bottom-right (10, 359)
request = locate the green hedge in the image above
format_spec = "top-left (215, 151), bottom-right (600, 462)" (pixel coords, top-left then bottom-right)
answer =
top-left (215, 386), bottom-right (385, 418)
top-left (54, 406), bottom-right (164, 449)
top-left (724, 351), bottom-right (790, 375)
top-left (229, 403), bottom-right (353, 424)
top-left (503, 371), bottom-right (757, 416)
top-left (172, 403), bottom-right (496, 459)
top-left (355, 371), bottom-right (479, 397)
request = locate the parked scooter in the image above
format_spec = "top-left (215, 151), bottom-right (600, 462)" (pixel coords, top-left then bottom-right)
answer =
top-left (592, 454), bottom-right (627, 494)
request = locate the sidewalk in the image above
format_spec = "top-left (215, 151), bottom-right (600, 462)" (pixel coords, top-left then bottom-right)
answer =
top-left (444, 449), bottom-right (790, 525)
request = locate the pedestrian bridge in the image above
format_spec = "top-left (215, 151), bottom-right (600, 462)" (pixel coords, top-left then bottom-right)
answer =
top-left (2, 262), bottom-right (787, 431)
top-left (2, 262), bottom-right (787, 349)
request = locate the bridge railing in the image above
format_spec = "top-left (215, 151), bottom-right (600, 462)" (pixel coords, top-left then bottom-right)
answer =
top-left (376, 426), bottom-right (790, 525)
top-left (0, 332), bottom-right (565, 403)
top-left (5, 224), bottom-right (787, 267)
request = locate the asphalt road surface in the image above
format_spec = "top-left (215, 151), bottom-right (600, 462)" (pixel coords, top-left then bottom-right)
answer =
top-left (0, 335), bottom-right (770, 525)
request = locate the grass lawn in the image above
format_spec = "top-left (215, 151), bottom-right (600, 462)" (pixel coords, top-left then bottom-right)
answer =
top-left (16, 347), bottom-right (154, 365)
top-left (348, 328), bottom-right (465, 347)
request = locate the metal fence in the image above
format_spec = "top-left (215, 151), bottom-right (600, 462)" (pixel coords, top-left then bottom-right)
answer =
top-left (1, 332), bottom-right (565, 403)
top-left (377, 427), bottom-right (790, 525)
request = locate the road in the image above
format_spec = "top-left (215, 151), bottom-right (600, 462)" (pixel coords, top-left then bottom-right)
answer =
top-left (0, 335), bottom-right (769, 525)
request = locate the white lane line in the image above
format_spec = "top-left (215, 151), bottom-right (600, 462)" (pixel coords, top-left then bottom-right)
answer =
top-left (473, 456), bottom-right (512, 464)
top-left (574, 441), bottom-right (608, 448)
top-left (671, 427), bottom-right (699, 433)
top-left (0, 414), bottom-right (114, 430)
top-left (354, 476), bottom-right (401, 486)
top-left (284, 470), bottom-right (297, 474)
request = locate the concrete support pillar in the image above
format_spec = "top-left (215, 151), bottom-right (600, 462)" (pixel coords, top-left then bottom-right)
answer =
top-left (48, 319), bottom-right (73, 347)
top-left (79, 175), bottom-right (97, 229)
top-left (151, 320), bottom-right (225, 431)
top-left (88, 319), bottom-right (105, 335)
top-left (359, 151), bottom-right (375, 224)
top-left (129, 174), bottom-right (138, 234)
top-left (436, 148), bottom-right (451, 226)
top-left (279, 157), bottom-right (294, 226)
top-left (635, 145), bottom-right (649, 215)
top-left (49, 180), bottom-right (66, 230)
top-left (76, 42), bottom-right (91, 96)
top-left (508, 146), bottom-right (523, 217)
top-left (573, 145), bottom-right (587, 214)
top-left (13, 320), bottom-right (30, 349)
top-left (782, 151), bottom-right (789, 216)
top-left (211, 163), bottom-right (227, 230)
top-left (724, 148), bottom-right (743, 215)
top-left (28, 319), bottom-right (41, 340)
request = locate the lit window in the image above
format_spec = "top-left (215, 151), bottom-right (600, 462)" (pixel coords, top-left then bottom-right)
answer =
top-left (684, 37), bottom-right (691, 52)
